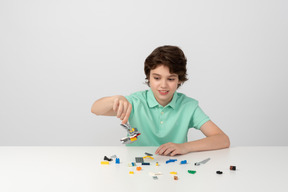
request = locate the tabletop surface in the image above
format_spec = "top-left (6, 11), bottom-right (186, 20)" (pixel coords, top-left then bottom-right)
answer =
top-left (0, 146), bottom-right (287, 192)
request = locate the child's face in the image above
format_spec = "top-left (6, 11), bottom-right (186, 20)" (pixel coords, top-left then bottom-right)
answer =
top-left (149, 65), bottom-right (181, 107)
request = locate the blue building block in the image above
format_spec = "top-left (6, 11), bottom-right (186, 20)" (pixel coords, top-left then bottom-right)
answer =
top-left (180, 160), bottom-right (187, 164)
top-left (115, 158), bottom-right (120, 164)
top-left (166, 159), bottom-right (177, 164)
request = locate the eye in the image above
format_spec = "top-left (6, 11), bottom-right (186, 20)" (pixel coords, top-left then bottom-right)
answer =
top-left (153, 77), bottom-right (160, 80)
top-left (168, 78), bottom-right (175, 81)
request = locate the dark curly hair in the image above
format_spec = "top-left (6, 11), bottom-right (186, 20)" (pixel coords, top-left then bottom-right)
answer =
top-left (144, 45), bottom-right (188, 88)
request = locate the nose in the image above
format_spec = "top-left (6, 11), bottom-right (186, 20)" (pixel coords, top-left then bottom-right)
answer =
top-left (160, 79), bottom-right (168, 88)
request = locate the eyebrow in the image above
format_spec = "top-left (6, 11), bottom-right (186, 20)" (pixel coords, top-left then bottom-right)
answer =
top-left (151, 73), bottom-right (177, 77)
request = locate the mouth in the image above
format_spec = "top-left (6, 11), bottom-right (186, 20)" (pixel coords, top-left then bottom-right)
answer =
top-left (158, 90), bottom-right (169, 95)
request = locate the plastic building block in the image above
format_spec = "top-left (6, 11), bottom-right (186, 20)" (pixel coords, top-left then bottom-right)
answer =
top-left (130, 137), bottom-right (137, 142)
top-left (149, 172), bottom-right (162, 176)
top-left (153, 176), bottom-right (158, 180)
top-left (154, 172), bottom-right (162, 175)
top-left (143, 156), bottom-right (154, 160)
top-left (142, 162), bottom-right (150, 165)
top-left (128, 162), bottom-right (136, 167)
top-left (120, 123), bottom-right (141, 144)
top-left (101, 161), bottom-right (109, 165)
top-left (188, 170), bottom-right (196, 174)
top-left (110, 155), bottom-right (117, 159)
top-left (216, 171), bottom-right (223, 174)
top-left (174, 176), bottom-right (178, 180)
top-left (104, 156), bottom-right (112, 161)
top-left (170, 172), bottom-right (177, 175)
top-left (156, 162), bottom-right (159, 166)
top-left (180, 160), bottom-right (187, 164)
top-left (166, 159), bottom-right (177, 164)
top-left (136, 166), bottom-right (142, 171)
top-left (135, 157), bottom-right (144, 163)
top-left (195, 158), bottom-right (210, 166)
top-left (129, 171), bottom-right (134, 174)
top-left (115, 158), bottom-right (120, 164)
top-left (149, 172), bottom-right (155, 176)
top-left (230, 165), bottom-right (236, 171)
top-left (145, 152), bottom-right (153, 156)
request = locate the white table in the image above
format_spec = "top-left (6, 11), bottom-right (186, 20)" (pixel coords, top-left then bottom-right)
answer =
top-left (0, 146), bottom-right (287, 192)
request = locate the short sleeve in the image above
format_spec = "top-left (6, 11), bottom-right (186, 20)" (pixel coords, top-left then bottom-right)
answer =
top-left (189, 105), bottom-right (210, 130)
top-left (125, 95), bottom-right (132, 104)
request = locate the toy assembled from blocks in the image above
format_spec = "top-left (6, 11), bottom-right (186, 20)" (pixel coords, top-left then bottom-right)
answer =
top-left (91, 45), bottom-right (230, 156)
top-left (120, 123), bottom-right (140, 144)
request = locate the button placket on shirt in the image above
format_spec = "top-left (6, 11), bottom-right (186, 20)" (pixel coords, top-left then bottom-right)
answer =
top-left (160, 108), bottom-right (165, 125)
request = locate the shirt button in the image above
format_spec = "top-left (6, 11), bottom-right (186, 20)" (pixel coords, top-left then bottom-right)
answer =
top-left (160, 121), bottom-right (163, 124)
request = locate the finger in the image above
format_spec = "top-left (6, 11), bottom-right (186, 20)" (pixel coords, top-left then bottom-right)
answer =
top-left (170, 148), bottom-right (180, 156)
top-left (122, 103), bottom-right (132, 124)
top-left (156, 143), bottom-right (170, 155)
top-left (164, 147), bottom-right (175, 156)
top-left (113, 98), bottom-right (119, 112)
top-left (170, 150), bottom-right (179, 156)
top-left (155, 145), bottom-right (163, 154)
top-left (120, 102), bottom-right (128, 120)
top-left (117, 101), bottom-right (123, 118)
top-left (155, 144), bottom-right (167, 154)
top-left (161, 148), bottom-right (171, 156)
top-left (158, 145), bottom-right (170, 155)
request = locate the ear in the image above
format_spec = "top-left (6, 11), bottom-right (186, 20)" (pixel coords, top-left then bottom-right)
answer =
top-left (177, 81), bottom-right (182, 88)
top-left (145, 80), bottom-right (150, 87)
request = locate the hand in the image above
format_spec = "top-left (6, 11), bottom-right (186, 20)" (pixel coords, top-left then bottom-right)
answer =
top-left (155, 142), bottom-right (189, 156)
top-left (112, 96), bottom-right (132, 124)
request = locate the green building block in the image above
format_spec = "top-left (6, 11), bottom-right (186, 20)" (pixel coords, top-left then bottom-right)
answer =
top-left (188, 170), bottom-right (197, 174)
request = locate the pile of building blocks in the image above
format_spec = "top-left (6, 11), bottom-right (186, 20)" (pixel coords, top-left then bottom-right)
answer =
top-left (100, 152), bottom-right (237, 180)
top-left (101, 155), bottom-right (119, 165)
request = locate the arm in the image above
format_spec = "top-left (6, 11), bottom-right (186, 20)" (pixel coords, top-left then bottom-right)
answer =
top-left (91, 95), bottom-right (132, 124)
top-left (155, 120), bottom-right (230, 156)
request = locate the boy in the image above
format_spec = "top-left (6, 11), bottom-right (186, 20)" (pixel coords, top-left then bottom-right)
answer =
top-left (91, 45), bottom-right (230, 156)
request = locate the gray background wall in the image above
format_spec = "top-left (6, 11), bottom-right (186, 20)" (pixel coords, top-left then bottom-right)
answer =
top-left (1, 0), bottom-right (287, 146)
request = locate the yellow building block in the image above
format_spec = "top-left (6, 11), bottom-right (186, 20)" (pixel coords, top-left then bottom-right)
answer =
top-left (101, 161), bottom-right (109, 165)
top-left (143, 156), bottom-right (154, 160)
top-left (129, 171), bottom-right (134, 174)
top-left (170, 172), bottom-right (177, 175)
top-left (130, 137), bottom-right (137, 142)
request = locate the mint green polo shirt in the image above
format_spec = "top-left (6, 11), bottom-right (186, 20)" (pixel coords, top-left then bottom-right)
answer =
top-left (125, 89), bottom-right (210, 146)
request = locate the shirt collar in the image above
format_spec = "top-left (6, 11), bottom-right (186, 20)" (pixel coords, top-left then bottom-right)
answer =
top-left (147, 89), bottom-right (177, 109)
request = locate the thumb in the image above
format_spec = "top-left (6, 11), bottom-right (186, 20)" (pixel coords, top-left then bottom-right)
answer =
top-left (121, 119), bottom-right (128, 124)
